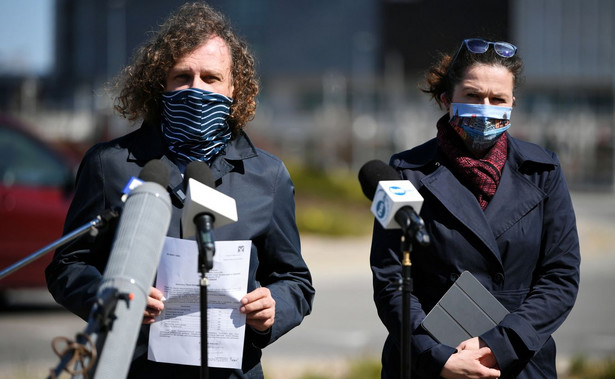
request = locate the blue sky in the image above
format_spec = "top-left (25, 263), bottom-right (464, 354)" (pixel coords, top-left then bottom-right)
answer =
top-left (0, 0), bottom-right (54, 75)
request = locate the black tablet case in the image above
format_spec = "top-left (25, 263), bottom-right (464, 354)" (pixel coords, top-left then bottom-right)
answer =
top-left (420, 271), bottom-right (509, 347)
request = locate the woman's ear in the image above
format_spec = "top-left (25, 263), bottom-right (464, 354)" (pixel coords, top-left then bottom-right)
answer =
top-left (440, 93), bottom-right (450, 109)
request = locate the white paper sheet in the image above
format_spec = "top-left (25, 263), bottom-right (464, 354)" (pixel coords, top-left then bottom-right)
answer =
top-left (148, 237), bottom-right (251, 369)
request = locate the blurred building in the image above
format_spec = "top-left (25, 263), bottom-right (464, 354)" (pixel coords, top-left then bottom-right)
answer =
top-left (513, 0), bottom-right (615, 188)
top-left (1, 0), bottom-right (613, 189)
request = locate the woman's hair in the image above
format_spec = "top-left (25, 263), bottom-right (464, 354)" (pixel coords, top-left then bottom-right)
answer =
top-left (112, 2), bottom-right (259, 135)
top-left (420, 39), bottom-right (523, 109)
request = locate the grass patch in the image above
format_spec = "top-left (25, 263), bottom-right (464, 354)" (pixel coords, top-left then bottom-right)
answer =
top-left (344, 356), bottom-right (382, 379)
top-left (288, 163), bottom-right (373, 237)
top-left (564, 355), bottom-right (615, 378)
top-left (296, 356), bottom-right (381, 379)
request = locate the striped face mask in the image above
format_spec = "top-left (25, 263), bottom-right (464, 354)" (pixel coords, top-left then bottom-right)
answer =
top-left (161, 88), bottom-right (233, 165)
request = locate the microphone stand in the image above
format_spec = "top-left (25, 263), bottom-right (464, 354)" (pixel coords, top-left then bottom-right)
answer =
top-left (400, 233), bottom-right (413, 379)
top-left (0, 208), bottom-right (120, 378)
top-left (194, 214), bottom-right (215, 379)
top-left (0, 209), bottom-right (119, 280)
top-left (48, 287), bottom-right (131, 379)
top-left (396, 210), bottom-right (430, 379)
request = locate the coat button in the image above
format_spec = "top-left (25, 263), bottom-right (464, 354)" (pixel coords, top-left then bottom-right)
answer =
top-left (494, 273), bottom-right (504, 284)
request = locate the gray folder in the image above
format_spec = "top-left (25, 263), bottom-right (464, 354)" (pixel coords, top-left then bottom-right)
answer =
top-left (420, 271), bottom-right (509, 347)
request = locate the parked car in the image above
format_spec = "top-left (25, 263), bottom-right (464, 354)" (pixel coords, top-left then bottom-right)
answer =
top-left (0, 114), bottom-right (76, 291)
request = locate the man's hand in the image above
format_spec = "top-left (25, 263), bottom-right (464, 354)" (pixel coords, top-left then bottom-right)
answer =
top-left (240, 287), bottom-right (275, 332)
top-left (143, 286), bottom-right (165, 325)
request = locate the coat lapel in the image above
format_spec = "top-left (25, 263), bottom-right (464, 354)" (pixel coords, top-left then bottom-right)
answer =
top-left (421, 167), bottom-right (502, 263)
top-left (484, 156), bottom-right (547, 239)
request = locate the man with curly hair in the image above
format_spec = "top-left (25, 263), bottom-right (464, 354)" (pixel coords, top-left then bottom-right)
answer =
top-left (46, 3), bottom-right (314, 378)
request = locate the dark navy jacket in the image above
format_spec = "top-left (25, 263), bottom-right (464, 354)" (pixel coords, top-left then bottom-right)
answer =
top-left (46, 124), bottom-right (314, 378)
top-left (370, 134), bottom-right (580, 378)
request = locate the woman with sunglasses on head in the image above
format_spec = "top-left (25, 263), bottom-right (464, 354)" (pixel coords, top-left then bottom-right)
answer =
top-left (370, 38), bottom-right (580, 378)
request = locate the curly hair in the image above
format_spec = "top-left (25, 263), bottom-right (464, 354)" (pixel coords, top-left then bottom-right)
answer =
top-left (420, 39), bottom-right (523, 109)
top-left (112, 2), bottom-right (259, 135)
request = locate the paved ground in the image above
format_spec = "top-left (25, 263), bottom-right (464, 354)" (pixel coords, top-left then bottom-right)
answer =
top-left (0, 191), bottom-right (613, 378)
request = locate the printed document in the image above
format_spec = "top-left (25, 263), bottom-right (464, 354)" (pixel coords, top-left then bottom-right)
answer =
top-left (148, 237), bottom-right (251, 368)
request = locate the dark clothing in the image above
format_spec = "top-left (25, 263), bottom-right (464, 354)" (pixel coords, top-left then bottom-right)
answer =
top-left (370, 134), bottom-right (580, 378)
top-left (46, 124), bottom-right (314, 378)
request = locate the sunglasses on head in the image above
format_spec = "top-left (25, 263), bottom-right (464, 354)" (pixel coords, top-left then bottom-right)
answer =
top-left (447, 38), bottom-right (517, 76)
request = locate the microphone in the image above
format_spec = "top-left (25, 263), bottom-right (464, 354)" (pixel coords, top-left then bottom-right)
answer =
top-left (358, 160), bottom-right (429, 245)
top-left (86, 159), bottom-right (172, 378)
top-left (181, 161), bottom-right (238, 271)
top-left (180, 161), bottom-right (238, 376)
top-left (181, 161), bottom-right (238, 239)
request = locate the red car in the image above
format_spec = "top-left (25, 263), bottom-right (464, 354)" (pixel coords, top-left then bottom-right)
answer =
top-left (0, 115), bottom-right (76, 292)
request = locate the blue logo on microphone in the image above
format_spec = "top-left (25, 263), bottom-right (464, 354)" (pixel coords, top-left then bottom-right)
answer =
top-left (389, 186), bottom-right (406, 196)
top-left (376, 200), bottom-right (386, 218)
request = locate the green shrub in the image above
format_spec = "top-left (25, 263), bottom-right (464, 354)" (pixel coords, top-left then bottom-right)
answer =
top-left (298, 374), bottom-right (329, 379)
top-left (296, 356), bottom-right (381, 379)
top-left (344, 356), bottom-right (381, 379)
top-left (287, 163), bottom-right (373, 237)
top-left (566, 355), bottom-right (615, 379)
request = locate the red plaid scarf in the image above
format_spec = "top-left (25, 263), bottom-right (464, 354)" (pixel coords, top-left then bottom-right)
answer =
top-left (436, 115), bottom-right (508, 210)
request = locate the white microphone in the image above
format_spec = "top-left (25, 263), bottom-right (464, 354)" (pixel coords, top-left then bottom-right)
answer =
top-left (358, 160), bottom-right (429, 245)
top-left (181, 161), bottom-right (238, 274)
top-left (181, 162), bottom-right (238, 240)
top-left (87, 159), bottom-right (172, 379)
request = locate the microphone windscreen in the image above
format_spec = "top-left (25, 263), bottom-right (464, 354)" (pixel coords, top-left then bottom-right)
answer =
top-left (91, 179), bottom-right (171, 378)
top-left (184, 161), bottom-right (215, 189)
top-left (138, 159), bottom-right (169, 187)
top-left (358, 160), bottom-right (399, 200)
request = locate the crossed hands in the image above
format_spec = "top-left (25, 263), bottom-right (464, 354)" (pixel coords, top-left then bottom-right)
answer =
top-left (142, 286), bottom-right (276, 333)
top-left (440, 337), bottom-right (501, 379)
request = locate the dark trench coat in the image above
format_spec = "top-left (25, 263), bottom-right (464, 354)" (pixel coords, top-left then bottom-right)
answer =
top-left (46, 124), bottom-right (314, 378)
top-left (370, 133), bottom-right (581, 378)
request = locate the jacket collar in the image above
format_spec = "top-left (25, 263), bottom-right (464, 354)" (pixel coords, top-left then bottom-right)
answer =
top-left (125, 123), bottom-right (259, 204)
top-left (506, 134), bottom-right (558, 171)
top-left (209, 130), bottom-right (258, 180)
top-left (126, 123), bottom-right (258, 174)
top-left (126, 123), bottom-right (167, 162)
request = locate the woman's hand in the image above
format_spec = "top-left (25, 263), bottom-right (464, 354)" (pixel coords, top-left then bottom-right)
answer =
top-left (441, 346), bottom-right (501, 379)
top-left (440, 337), bottom-right (500, 378)
top-left (457, 337), bottom-right (499, 369)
